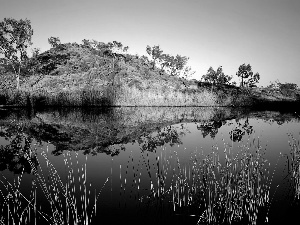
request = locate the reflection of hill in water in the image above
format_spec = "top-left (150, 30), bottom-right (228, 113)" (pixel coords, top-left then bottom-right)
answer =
top-left (0, 107), bottom-right (299, 156)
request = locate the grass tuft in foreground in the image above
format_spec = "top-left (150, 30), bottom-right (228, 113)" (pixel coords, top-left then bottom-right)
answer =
top-left (0, 148), bottom-right (108, 225)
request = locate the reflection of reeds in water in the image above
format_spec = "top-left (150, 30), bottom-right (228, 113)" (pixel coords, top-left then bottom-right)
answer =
top-left (0, 149), bottom-right (108, 225)
top-left (288, 134), bottom-right (300, 199)
top-left (137, 139), bottom-right (271, 224)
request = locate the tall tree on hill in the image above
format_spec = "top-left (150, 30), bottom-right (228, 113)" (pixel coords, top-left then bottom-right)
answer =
top-left (236, 63), bottom-right (260, 87)
top-left (0, 18), bottom-right (33, 89)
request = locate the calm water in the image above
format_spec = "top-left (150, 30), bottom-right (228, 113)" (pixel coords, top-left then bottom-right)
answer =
top-left (0, 107), bottom-right (300, 225)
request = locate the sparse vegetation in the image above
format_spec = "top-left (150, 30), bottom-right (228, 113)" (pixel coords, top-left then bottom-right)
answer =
top-left (0, 17), bottom-right (299, 108)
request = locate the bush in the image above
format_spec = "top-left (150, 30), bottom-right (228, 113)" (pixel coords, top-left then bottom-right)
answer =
top-left (278, 82), bottom-right (298, 97)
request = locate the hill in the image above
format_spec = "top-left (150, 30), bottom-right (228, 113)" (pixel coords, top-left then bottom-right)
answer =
top-left (0, 40), bottom-right (299, 108)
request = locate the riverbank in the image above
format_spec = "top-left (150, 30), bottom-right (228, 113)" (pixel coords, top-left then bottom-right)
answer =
top-left (1, 72), bottom-right (299, 108)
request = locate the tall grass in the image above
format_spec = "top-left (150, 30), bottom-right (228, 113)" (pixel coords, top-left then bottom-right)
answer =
top-left (115, 86), bottom-right (218, 106)
top-left (288, 134), bottom-right (300, 200)
top-left (0, 148), bottom-right (108, 225)
top-left (0, 87), bottom-right (115, 107)
top-left (1, 85), bottom-right (219, 107)
top-left (137, 138), bottom-right (271, 224)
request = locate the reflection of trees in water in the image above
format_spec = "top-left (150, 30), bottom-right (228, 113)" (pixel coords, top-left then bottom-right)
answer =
top-left (0, 124), bottom-right (38, 174)
top-left (137, 125), bottom-right (188, 152)
top-left (256, 111), bottom-right (300, 126)
top-left (229, 118), bottom-right (253, 142)
top-left (79, 142), bottom-right (126, 156)
top-left (197, 120), bottom-right (224, 139)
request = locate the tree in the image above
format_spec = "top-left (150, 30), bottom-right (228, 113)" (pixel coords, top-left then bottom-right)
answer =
top-left (26, 47), bottom-right (41, 75)
top-left (236, 63), bottom-right (260, 87)
top-left (31, 47), bottom-right (40, 57)
top-left (107, 41), bottom-right (129, 54)
top-left (181, 66), bottom-right (195, 80)
top-left (48, 36), bottom-right (61, 48)
top-left (169, 54), bottom-right (189, 76)
top-left (202, 66), bottom-right (232, 90)
top-left (202, 66), bottom-right (218, 85)
top-left (0, 18), bottom-right (33, 89)
top-left (160, 53), bottom-right (189, 76)
top-left (248, 72), bottom-right (260, 87)
top-left (160, 53), bottom-right (172, 72)
top-left (277, 82), bottom-right (298, 96)
top-left (146, 45), bottom-right (163, 69)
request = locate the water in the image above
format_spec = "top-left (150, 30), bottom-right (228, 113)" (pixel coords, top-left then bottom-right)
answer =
top-left (0, 107), bottom-right (299, 225)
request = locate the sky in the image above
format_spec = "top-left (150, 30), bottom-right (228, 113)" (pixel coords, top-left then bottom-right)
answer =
top-left (1, 0), bottom-right (300, 87)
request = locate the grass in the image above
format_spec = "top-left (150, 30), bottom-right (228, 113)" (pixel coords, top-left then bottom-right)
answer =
top-left (0, 72), bottom-right (230, 107)
top-left (115, 86), bottom-right (218, 106)
top-left (0, 83), bottom-right (218, 107)
top-left (0, 147), bottom-right (109, 225)
top-left (288, 134), bottom-right (300, 200)
top-left (136, 138), bottom-right (272, 225)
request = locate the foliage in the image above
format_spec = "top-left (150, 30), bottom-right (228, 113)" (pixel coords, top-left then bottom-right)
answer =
top-left (168, 54), bottom-right (189, 76)
top-left (28, 43), bottom-right (70, 75)
top-left (146, 45), bottom-right (163, 69)
top-left (0, 18), bottom-right (33, 89)
top-left (202, 66), bottom-right (232, 85)
top-left (278, 82), bottom-right (298, 91)
top-left (146, 45), bottom-right (191, 77)
top-left (0, 123), bottom-right (38, 174)
top-left (236, 63), bottom-right (260, 87)
top-left (277, 82), bottom-right (298, 97)
top-left (48, 36), bottom-right (61, 48)
top-left (229, 118), bottom-right (253, 142)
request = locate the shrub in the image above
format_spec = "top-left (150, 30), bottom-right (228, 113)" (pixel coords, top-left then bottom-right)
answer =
top-left (278, 82), bottom-right (298, 97)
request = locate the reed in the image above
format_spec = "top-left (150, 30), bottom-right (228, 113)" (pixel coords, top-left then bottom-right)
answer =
top-left (137, 138), bottom-right (271, 224)
top-left (288, 134), bottom-right (300, 199)
top-left (0, 148), bottom-right (108, 225)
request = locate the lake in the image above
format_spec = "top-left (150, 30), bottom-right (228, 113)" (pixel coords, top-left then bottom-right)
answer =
top-left (0, 106), bottom-right (300, 225)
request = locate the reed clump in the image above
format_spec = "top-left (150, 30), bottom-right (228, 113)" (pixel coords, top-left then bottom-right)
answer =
top-left (288, 134), bottom-right (300, 200)
top-left (137, 139), bottom-right (271, 225)
top-left (0, 149), bottom-right (108, 225)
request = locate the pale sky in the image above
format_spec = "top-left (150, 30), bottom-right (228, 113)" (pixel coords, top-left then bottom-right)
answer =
top-left (1, 0), bottom-right (300, 87)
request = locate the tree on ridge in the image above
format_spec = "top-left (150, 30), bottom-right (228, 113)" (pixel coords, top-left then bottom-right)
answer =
top-left (0, 17), bottom-right (33, 89)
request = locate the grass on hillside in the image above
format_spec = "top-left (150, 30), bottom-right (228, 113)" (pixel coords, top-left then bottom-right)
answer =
top-left (0, 73), bottom-right (220, 107)
top-left (1, 72), bottom-right (299, 107)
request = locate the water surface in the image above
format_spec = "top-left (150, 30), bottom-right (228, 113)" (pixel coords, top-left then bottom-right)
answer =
top-left (0, 107), bottom-right (299, 224)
